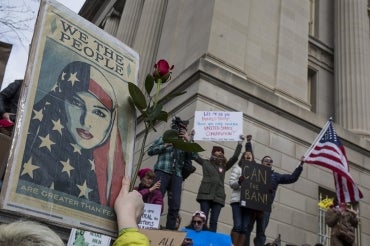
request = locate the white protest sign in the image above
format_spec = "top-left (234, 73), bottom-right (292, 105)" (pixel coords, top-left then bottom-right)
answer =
top-left (67, 228), bottom-right (111, 246)
top-left (138, 203), bottom-right (162, 229)
top-left (194, 111), bottom-right (243, 141)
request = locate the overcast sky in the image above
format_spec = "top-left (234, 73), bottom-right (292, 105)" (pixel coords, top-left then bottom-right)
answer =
top-left (0, 0), bottom-right (86, 89)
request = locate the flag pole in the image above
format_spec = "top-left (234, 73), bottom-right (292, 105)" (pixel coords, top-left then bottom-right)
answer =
top-left (303, 118), bottom-right (333, 158)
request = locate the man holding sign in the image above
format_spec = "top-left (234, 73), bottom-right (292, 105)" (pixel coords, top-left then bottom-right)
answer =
top-left (243, 156), bottom-right (304, 246)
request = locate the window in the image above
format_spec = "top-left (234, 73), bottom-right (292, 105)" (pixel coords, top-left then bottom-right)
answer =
top-left (318, 187), bottom-right (335, 245)
top-left (368, 0), bottom-right (370, 34)
top-left (318, 187), bottom-right (361, 246)
top-left (307, 67), bottom-right (317, 112)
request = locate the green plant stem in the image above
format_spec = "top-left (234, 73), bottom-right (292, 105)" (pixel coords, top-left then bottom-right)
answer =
top-left (130, 124), bottom-right (150, 191)
top-left (154, 79), bottom-right (162, 107)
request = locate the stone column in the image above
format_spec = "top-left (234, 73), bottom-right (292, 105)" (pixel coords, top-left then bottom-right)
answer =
top-left (116, 0), bottom-right (144, 47)
top-left (103, 9), bottom-right (120, 36)
top-left (334, 0), bottom-right (370, 137)
top-left (133, 0), bottom-right (168, 84)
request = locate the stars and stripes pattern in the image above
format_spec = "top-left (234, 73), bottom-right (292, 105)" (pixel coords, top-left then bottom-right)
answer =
top-left (19, 61), bottom-right (125, 207)
top-left (20, 66), bottom-right (100, 203)
top-left (304, 119), bottom-right (363, 203)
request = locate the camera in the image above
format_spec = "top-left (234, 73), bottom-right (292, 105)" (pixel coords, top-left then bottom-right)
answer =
top-left (171, 117), bottom-right (189, 133)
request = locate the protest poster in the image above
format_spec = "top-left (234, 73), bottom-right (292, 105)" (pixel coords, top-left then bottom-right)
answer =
top-left (140, 229), bottom-right (186, 246)
top-left (138, 203), bottom-right (161, 229)
top-left (67, 228), bottom-right (111, 246)
top-left (0, 0), bottom-right (138, 236)
top-left (240, 160), bottom-right (273, 212)
top-left (193, 111), bottom-right (243, 141)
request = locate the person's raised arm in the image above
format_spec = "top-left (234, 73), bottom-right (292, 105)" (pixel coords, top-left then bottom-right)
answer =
top-left (113, 177), bottom-right (149, 246)
top-left (225, 134), bottom-right (245, 170)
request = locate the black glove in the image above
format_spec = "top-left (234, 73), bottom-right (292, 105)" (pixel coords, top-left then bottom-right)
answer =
top-left (238, 176), bottom-right (245, 185)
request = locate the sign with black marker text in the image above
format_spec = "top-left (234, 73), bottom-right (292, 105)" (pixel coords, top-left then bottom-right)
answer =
top-left (193, 111), bottom-right (243, 141)
top-left (138, 203), bottom-right (161, 229)
top-left (240, 160), bottom-right (272, 212)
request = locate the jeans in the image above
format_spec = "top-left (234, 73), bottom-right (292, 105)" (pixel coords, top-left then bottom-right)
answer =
top-left (198, 200), bottom-right (223, 232)
top-left (154, 170), bottom-right (183, 230)
top-left (244, 210), bottom-right (268, 246)
top-left (231, 202), bottom-right (251, 233)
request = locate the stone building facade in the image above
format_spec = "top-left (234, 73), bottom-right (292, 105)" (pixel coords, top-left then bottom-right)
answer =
top-left (1, 0), bottom-right (362, 245)
top-left (79, 0), bottom-right (370, 245)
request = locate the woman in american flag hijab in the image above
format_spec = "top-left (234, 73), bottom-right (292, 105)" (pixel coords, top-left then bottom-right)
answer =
top-left (20, 61), bottom-right (125, 207)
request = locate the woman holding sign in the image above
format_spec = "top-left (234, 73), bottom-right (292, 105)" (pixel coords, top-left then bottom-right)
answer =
top-left (194, 134), bottom-right (245, 232)
top-left (229, 135), bottom-right (253, 246)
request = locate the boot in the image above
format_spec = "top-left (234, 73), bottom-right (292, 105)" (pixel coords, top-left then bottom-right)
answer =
top-left (238, 233), bottom-right (246, 246)
top-left (231, 231), bottom-right (240, 245)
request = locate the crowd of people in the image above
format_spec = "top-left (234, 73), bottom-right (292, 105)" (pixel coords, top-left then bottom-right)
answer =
top-left (144, 117), bottom-right (308, 245)
top-left (0, 76), bottom-right (359, 246)
top-left (142, 117), bottom-right (359, 246)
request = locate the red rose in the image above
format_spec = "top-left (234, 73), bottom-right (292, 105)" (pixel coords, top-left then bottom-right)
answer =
top-left (153, 59), bottom-right (174, 83)
top-left (155, 59), bottom-right (173, 76)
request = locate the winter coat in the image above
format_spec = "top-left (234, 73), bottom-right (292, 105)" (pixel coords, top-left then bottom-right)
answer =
top-left (0, 79), bottom-right (23, 119)
top-left (229, 163), bottom-right (242, 204)
top-left (135, 184), bottom-right (164, 213)
top-left (113, 228), bottom-right (149, 246)
top-left (326, 206), bottom-right (358, 246)
top-left (195, 143), bottom-right (242, 206)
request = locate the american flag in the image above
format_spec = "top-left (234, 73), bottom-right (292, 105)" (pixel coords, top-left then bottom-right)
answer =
top-left (304, 119), bottom-right (363, 203)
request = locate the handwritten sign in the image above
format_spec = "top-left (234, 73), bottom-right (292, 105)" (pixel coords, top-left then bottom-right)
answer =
top-left (67, 228), bottom-right (111, 246)
top-left (140, 229), bottom-right (186, 246)
top-left (240, 160), bottom-right (272, 212)
top-left (193, 111), bottom-right (243, 141)
top-left (138, 203), bottom-right (162, 229)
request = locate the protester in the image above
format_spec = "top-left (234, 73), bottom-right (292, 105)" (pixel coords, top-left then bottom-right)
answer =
top-left (134, 167), bottom-right (164, 213)
top-left (229, 135), bottom-right (253, 245)
top-left (325, 199), bottom-right (358, 246)
top-left (245, 156), bottom-right (304, 246)
top-left (0, 79), bottom-right (23, 136)
top-left (114, 176), bottom-right (150, 246)
top-left (181, 210), bottom-right (233, 246)
top-left (181, 210), bottom-right (208, 245)
top-left (147, 116), bottom-right (198, 230)
top-left (194, 134), bottom-right (245, 232)
top-left (0, 220), bottom-right (64, 246)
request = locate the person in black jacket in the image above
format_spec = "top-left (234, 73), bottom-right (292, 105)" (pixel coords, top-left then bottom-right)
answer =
top-left (0, 79), bottom-right (23, 136)
top-left (245, 156), bottom-right (304, 246)
top-left (0, 79), bottom-right (23, 123)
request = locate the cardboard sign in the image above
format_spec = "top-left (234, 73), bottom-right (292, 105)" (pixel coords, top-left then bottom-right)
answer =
top-left (193, 111), bottom-right (243, 141)
top-left (140, 229), bottom-right (186, 246)
top-left (240, 160), bottom-right (272, 212)
top-left (138, 203), bottom-right (162, 229)
top-left (67, 228), bottom-right (111, 246)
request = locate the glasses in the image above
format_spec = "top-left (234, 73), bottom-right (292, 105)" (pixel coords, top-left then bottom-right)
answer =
top-left (192, 220), bottom-right (203, 225)
top-left (264, 159), bottom-right (273, 164)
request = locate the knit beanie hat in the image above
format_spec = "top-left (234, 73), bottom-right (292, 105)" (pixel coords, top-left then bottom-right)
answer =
top-left (212, 146), bottom-right (224, 154)
top-left (138, 168), bottom-right (153, 179)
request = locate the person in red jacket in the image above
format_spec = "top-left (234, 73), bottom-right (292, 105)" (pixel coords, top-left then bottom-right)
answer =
top-left (135, 168), bottom-right (164, 213)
